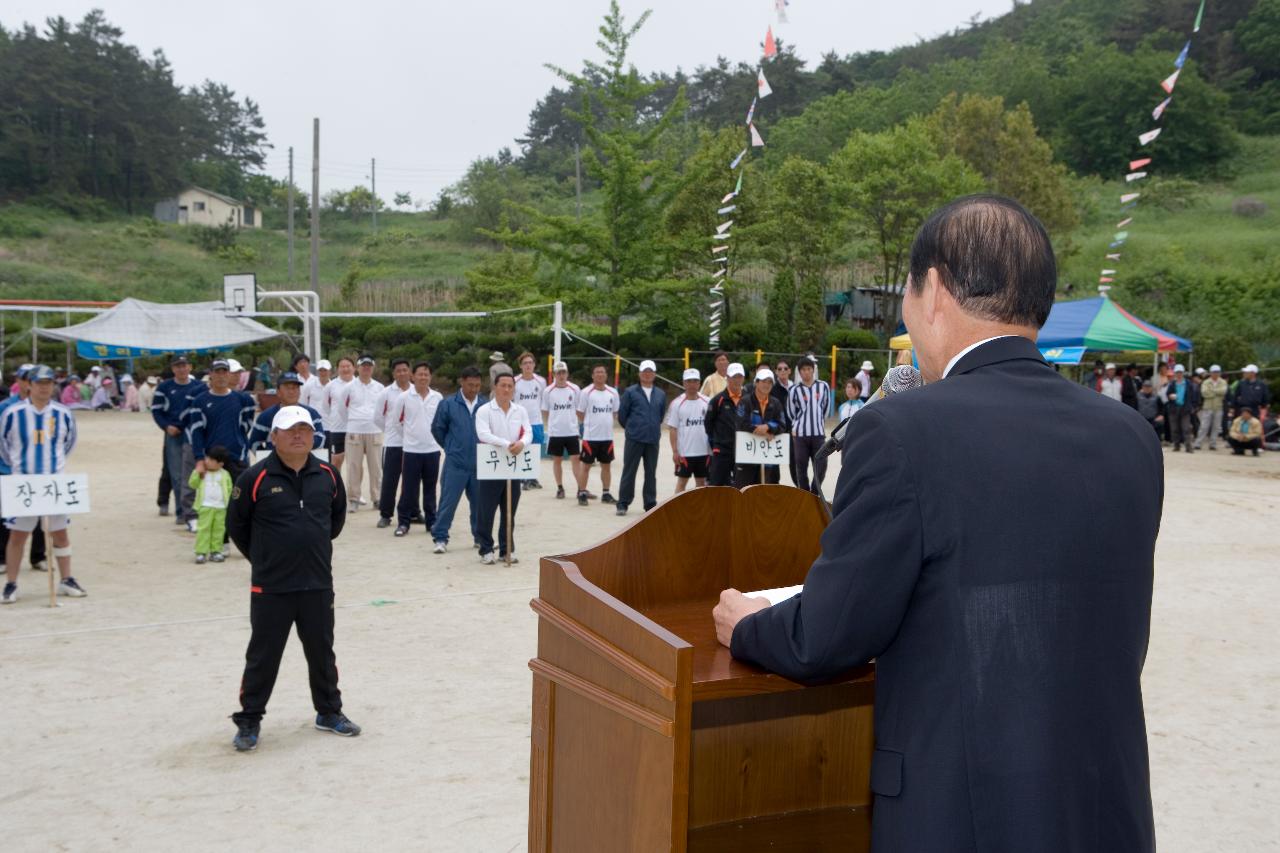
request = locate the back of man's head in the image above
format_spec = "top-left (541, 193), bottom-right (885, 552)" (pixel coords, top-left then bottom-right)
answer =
top-left (908, 194), bottom-right (1057, 329)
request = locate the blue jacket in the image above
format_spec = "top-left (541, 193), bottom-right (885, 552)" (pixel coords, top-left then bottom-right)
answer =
top-left (617, 383), bottom-right (667, 445)
top-left (184, 389), bottom-right (256, 462)
top-left (431, 390), bottom-right (488, 470)
top-left (152, 377), bottom-right (208, 434)
top-left (250, 403), bottom-right (325, 450)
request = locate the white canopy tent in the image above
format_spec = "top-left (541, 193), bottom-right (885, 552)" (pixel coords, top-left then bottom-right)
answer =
top-left (37, 298), bottom-right (283, 360)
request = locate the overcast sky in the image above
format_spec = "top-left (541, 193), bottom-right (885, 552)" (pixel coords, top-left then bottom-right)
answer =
top-left (8, 0), bottom-right (998, 204)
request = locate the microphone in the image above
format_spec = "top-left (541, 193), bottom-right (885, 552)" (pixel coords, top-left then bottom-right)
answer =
top-left (814, 365), bottom-right (923, 460)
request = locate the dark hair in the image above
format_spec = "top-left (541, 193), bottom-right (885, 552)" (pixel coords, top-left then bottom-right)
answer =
top-left (412, 361), bottom-right (433, 374)
top-left (292, 354), bottom-right (310, 369)
top-left (337, 356), bottom-right (355, 368)
top-left (458, 366), bottom-right (482, 380)
top-left (493, 370), bottom-right (515, 384)
top-left (517, 351), bottom-right (535, 365)
top-left (206, 445), bottom-right (230, 464)
top-left (592, 364), bottom-right (607, 373)
top-left (390, 357), bottom-right (410, 370)
top-left (798, 356), bottom-right (816, 369)
top-left (908, 194), bottom-right (1056, 328)
top-left (713, 351), bottom-right (728, 361)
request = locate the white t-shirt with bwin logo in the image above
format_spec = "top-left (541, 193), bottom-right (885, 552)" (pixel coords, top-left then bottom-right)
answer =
top-left (576, 385), bottom-right (620, 442)
top-left (665, 394), bottom-right (711, 458)
top-left (541, 382), bottom-right (581, 438)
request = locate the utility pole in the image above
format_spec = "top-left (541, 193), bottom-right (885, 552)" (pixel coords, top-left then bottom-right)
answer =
top-left (574, 142), bottom-right (582, 220)
top-left (310, 119), bottom-right (319, 295)
top-left (287, 146), bottom-right (295, 282)
top-left (371, 157), bottom-right (377, 235)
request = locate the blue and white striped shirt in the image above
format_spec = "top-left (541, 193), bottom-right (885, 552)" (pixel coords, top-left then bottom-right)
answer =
top-left (0, 400), bottom-right (78, 474)
top-left (787, 380), bottom-right (831, 438)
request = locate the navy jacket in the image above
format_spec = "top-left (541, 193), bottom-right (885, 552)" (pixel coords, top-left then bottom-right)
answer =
top-left (184, 389), bottom-right (256, 463)
top-left (151, 377), bottom-right (207, 435)
top-left (617, 383), bottom-right (667, 444)
top-left (431, 390), bottom-right (489, 470)
top-left (732, 337), bottom-right (1161, 853)
top-left (249, 403), bottom-right (325, 450)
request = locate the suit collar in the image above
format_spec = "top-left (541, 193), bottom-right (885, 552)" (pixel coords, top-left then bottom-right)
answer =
top-left (947, 335), bottom-right (1046, 378)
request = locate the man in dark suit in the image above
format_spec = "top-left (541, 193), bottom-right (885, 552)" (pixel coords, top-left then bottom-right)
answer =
top-left (714, 195), bottom-right (1162, 852)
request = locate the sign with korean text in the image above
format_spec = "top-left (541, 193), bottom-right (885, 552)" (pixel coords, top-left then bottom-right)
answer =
top-left (476, 444), bottom-right (541, 480)
top-left (1, 473), bottom-right (91, 516)
top-left (735, 432), bottom-right (790, 466)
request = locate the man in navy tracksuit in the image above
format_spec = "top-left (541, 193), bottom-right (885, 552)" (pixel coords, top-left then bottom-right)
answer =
top-left (248, 372), bottom-right (325, 451)
top-left (614, 360), bottom-right (667, 516)
top-left (428, 366), bottom-right (488, 554)
top-left (186, 359), bottom-right (257, 541)
top-left (152, 355), bottom-right (207, 527)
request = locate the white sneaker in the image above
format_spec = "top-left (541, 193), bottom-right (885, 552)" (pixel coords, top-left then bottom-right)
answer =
top-left (30, 559), bottom-right (48, 572)
top-left (58, 577), bottom-right (87, 597)
top-left (432, 541), bottom-right (447, 554)
top-left (2, 582), bottom-right (17, 604)
top-left (480, 552), bottom-right (496, 565)
top-left (186, 519), bottom-right (198, 534)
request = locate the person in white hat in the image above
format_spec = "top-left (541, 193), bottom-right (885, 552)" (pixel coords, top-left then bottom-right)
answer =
top-left (734, 367), bottom-right (788, 487)
top-left (488, 351), bottom-right (511, 389)
top-left (666, 368), bottom-right (711, 492)
top-left (1099, 363), bottom-right (1122, 402)
top-left (574, 364), bottom-right (620, 506)
top-left (1227, 364), bottom-right (1269, 423)
top-left (1194, 364), bottom-right (1228, 451)
top-left (226, 404), bottom-right (360, 751)
top-left (615, 360), bottom-right (668, 516)
top-left (303, 358), bottom-right (332, 419)
top-left (704, 362), bottom-right (746, 486)
top-left (541, 361), bottom-right (581, 499)
top-left (855, 360), bottom-right (876, 403)
top-left (331, 354), bottom-right (385, 512)
top-left (1163, 364), bottom-right (1201, 452)
top-left (514, 351), bottom-right (548, 491)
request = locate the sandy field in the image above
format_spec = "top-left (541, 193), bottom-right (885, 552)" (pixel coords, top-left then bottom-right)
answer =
top-left (1, 411), bottom-right (1276, 852)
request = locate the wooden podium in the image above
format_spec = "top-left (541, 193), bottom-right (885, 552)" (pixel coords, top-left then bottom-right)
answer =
top-left (528, 485), bottom-right (875, 852)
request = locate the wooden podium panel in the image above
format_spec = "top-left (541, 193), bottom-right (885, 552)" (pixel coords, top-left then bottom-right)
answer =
top-left (529, 486), bottom-right (875, 852)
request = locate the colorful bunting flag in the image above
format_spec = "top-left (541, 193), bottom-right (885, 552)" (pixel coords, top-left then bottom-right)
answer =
top-left (713, 232), bottom-right (731, 241)
top-left (712, 245), bottom-right (729, 254)
top-left (1109, 241), bottom-right (1125, 249)
top-left (1116, 218), bottom-right (1132, 228)
top-left (1194, 0), bottom-right (1205, 32)
top-left (1099, 277), bottom-right (1114, 284)
top-left (713, 257), bottom-right (728, 265)
top-left (758, 68), bottom-right (773, 98)
top-left (1101, 269), bottom-right (1117, 276)
top-left (1130, 158), bottom-right (1152, 170)
top-left (734, 171), bottom-right (744, 194)
top-left (749, 124), bottom-right (765, 147)
top-left (716, 220), bottom-right (733, 234)
top-left (1161, 69), bottom-right (1180, 94)
top-left (1107, 253), bottom-right (1122, 260)
top-left (720, 191), bottom-right (736, 204)
top-left (1120, 193), bottom-right (1141, 204)
top-left (775, 0), bottom-right (789, 24)
top-left (1152, 97), bottom-right (1171, 121)
top-left (718, 204), bottom-right (737, 215)
top-left (1114, 231), bottom-right (1130, 241)
top-left (1126, 171), bottom-right (1148, 182)
top-left (1174, 42), bottom-right (1190, 69)
top-left (1138, 128), bottom-right (1162, 146)
top-left (764, 26), bottom-right (777, 58)
top-left (745, 97), bottom-right (757, 126)
top-left (712, 267), bottom-right (726, 278)
top-left (730, 148), bottom-right (747, 169)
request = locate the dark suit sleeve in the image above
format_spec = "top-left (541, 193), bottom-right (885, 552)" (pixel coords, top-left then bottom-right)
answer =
top-left (329, 465), bottom-right (348, 540)
top-left (226, 467), bottom-right (256, 559)
top-left (731, 408), bottom-right (923, 681)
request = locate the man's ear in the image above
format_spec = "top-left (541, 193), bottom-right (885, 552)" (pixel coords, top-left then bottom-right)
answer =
top-left (922, 267), bottom-right (942, 325)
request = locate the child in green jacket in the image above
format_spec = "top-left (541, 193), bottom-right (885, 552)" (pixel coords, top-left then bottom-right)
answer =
top-left (189, 445), bottom-right (233, 563)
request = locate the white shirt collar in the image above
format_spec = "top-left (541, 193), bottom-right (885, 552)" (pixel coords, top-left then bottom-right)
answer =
top-left (943, 335), bottom-right (1018, 379)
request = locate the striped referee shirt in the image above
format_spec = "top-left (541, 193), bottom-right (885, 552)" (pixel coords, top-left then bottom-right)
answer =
top-left (0, 399), bottom-right (77, 474)
top-left (787, 380), bottom-right (831, 438)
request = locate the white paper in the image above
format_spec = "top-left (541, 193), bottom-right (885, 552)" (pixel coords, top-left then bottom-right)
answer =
top-left (475, 444), bottom-right (541, 480)
top-left (735, 431), bottom-right (790, 465)
top-left (0, 473), bottom-right (91, 516)
top-left (745, 584), bottom-right (802, 605)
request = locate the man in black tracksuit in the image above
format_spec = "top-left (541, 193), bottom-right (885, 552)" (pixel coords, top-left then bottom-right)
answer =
top-left (226, 405), bottom-right (359, 752)
top-left (703, 363), bottom-right (747, 487)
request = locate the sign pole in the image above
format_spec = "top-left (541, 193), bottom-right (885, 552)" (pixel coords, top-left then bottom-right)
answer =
top-left (504, 480), bottom-right (513, 566)
top-left (45, 516), bottom-right (56, 608)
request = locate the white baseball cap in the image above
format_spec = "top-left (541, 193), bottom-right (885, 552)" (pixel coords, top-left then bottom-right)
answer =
top-left (860, 361), bottom-right (874, 371)
top-left (227, 358), bottom-right (244, 373)
top-left (727, 362), bottom-right (745, 378)
top-left (1173, 364), bottom-right (1185, 373)
top-left (682, 368), bottom-right (700, 382)
top-left (553, 360), bottom-right (568, 372)
top-left (1194, 366), bottom-right (1207, 376)
top-left (271, 405), bottom-right (313, 432)
top-left (1243, 364), bottom-right (1259, 373)
top-left (317, 358), bottom-right (332, 370)
top-left (1209, 364), bottom-right (1221, 372)
top-left (755, 367), bottom-right (775, 382)
top-left (639, 359), bottom-right (656, 372)
top-left (1105, 362), bottom-right (1116, 370)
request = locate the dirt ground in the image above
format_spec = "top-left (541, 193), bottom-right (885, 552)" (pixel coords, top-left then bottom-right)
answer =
top-left (1, 411), bottom-right (1276, 852)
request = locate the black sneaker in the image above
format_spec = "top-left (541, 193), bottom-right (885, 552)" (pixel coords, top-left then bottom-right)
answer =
top-left (233, 724), bottom-right (259, 752)
top-left (615, 505), bottom-right (628, 516)
top-left (577, 490), bottom-right (588, 506)
top-left (394, 525), bottom-right (409, 537)
top-left (376, 517), bottom-right (391, 529)
top-left (315, 713), bottom-right (361, 737)
top-left (158, 506), bottom-right (169, 517)
top-left (600, 492), bottom-right (616, 505)
top-left (529, 480), bottom-right (543, 489)
top-left (555, 486), bottom-right (565, 499)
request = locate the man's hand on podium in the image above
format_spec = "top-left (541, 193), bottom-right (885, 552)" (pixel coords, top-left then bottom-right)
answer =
top-left (713, 589), bottom-right (772, 648)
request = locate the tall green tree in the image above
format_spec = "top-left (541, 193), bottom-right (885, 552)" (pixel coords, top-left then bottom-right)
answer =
top-left (830, 119), bottom-right (984, 333)
top-left (491, 1), bottom-right (687, 346)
